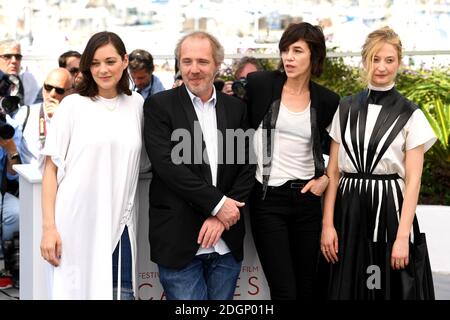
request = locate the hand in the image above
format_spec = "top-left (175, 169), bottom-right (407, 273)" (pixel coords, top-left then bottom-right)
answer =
top-left (222, 81), bottom-right (233, 95)
top-left (391, 237), bottom-right (409, 270)
top-left (172, 79), bottom-right (183, 88)
top-left (215, 197), bottom-right (244, 230)
top-left (321, 225), bottom-right (339, 264)
top-left (301, 175), bottom-right (329, 196)
top-left (40, 227), bottom-right (62, 267)
top-left (0, 138), bottom-right (18, 155)
top-left (44, 97), bottom-right (60, 118)
top-left (197, 217), bottom-right (225, 248)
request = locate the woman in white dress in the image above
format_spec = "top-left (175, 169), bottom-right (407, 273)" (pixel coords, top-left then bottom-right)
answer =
top-left (321, 27), bottom-right (436, 299)
top-left (40, 31), bottom-right (144, 300)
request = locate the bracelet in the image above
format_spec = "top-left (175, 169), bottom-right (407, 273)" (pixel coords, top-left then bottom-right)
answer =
top-left (7, 152), bottom-right (20, 161)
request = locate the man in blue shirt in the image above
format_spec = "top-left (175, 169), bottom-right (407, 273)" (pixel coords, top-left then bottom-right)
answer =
top-left (128, 49), bottom-right (165, 100)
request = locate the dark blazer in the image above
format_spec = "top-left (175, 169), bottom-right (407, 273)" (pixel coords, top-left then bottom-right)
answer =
top-left (143, 84), bottom-right (255, 268)
top-left (246, 70), bottom-right (340, 177)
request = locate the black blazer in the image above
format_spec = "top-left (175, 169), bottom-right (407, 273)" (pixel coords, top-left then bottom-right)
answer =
top-left (246, 70), bottom-right (340, 177)
top-left (143, 84), bottom-right (255, 268)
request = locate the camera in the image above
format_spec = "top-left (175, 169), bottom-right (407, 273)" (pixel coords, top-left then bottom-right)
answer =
top-left (0, 98), bottom-right (16, 140)
top-left (231, 77), bottom-right (248, 99)
top-left (0, 70), bottom-right (20, 139)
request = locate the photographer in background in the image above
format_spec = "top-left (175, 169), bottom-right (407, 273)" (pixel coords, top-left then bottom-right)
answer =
top-left (16, 68), bottom-right (72, 166)
top-left (0, 39), bottom-right (40, 106)
top-left (221, 56), bottom-right (262, 98)
top-left (34, 50), bottom-right (82, 104)
top-left (128, 49), bottom-right (165, 100)
top-left (58, 50), bottom-right (82, 88)
top-left (0, 72), bottom-right (23, 289)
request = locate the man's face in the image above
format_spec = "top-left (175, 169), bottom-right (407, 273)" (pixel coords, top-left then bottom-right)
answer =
top-left (65, 56), bottom-right (81, 86)
top-left (0, 44), bottom-right (22, 75)
top-left (179, 36), bottom-right (218, 102)
top-left (236, 63), bottom-right (258, 79)
top-left (42, 70), bottom-right (71, 117)
top-left (130, 68), bottom-right (152, 91)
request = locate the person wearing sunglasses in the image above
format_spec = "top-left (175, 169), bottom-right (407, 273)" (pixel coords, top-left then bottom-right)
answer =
top-left (0, 40), bottom-right (27, 289)
top-left (58, 50), bottom-right (82, 88)
top-left (0, 40), bottom-right (24, 105)
top-left (34, 50), bottom-right (82, 104)
top-left (0, 39), bottom-right (40, 106)
top-left (15, 68), bottom-right (72, 166)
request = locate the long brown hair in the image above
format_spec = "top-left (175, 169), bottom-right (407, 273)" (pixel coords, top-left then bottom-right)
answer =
top-left (77, 31), bottom-right (131, 97)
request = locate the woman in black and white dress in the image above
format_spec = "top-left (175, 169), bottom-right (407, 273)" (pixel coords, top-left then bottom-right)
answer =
top-left (321, 26), bottom-right (436, 299)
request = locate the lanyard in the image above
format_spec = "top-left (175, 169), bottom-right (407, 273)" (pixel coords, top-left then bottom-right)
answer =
top-left (39, 104), bottom-right (46, 149)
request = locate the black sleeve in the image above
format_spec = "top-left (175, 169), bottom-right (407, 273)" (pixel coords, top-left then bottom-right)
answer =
top-left (226, 102), bottom-right (256, 203)
top-left (321, 91), bottom-right (340, 156)
top-left (143, 95), bottom-right (224, 216)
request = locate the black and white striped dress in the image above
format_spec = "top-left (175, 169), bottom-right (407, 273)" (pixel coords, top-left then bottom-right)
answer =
top-left (327, 84), bottom-right (436, 299)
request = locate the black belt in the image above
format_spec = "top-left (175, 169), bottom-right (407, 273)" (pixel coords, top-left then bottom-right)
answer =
top-left (343, 172), bottom-right (400, 180)
top-left (264, 179), bottom-right (311, 190)
top-left (289, 181), bottom-right (308, 189)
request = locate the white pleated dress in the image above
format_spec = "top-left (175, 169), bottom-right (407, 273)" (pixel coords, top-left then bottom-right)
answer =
top-left (41, 92), bottom-right (144, 299)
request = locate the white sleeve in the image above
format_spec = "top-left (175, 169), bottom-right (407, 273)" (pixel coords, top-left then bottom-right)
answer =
top-left (326, 106), bottom-right (341, 144)
top-left (404, 109), bottom-right (437, 153)
top-left (39, 97), bottom-right (74, 184)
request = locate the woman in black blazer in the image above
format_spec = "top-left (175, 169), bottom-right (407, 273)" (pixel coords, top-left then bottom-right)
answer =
top-left (245, 22), bottom-right (339, 299)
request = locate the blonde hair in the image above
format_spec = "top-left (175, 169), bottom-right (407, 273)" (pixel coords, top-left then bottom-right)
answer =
top-left (361, 26), bottom-right (402, 85)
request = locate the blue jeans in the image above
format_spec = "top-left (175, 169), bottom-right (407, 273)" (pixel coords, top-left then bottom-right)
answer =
top-left (158, 252), bottom-right (241, 300)
top-left (112, 226), bottom-right (134, 300)
top-left (0, 192), bottom-right (19, 258)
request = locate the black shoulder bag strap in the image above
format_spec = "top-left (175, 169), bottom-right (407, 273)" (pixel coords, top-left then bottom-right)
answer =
top-left (22, 105), bottom-right (31, 132)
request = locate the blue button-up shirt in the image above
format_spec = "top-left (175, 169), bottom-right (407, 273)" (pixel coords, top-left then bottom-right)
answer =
top-left (0, 113), bottom-right (23, 181)
top-left (135, 74), bottom-right (166, 100)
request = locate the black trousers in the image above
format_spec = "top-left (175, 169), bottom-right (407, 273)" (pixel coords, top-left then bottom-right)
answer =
top-left (250, 180), bottom-right (322, 300)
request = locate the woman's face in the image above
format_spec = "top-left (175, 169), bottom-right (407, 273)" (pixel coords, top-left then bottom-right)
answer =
top-left (90, 43), bottom-right (128, 98)
top-left (367, 42), bottom-right (400, 87)
top-left (281, 39), bottom-right (312, 79)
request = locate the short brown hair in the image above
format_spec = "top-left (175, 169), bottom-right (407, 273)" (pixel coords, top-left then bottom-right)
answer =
top-left (58, 50), bottom-right (81, 68)
top-left (361, 26), bottom-right (402, 85)
top-left (278, 22), bottom-right (326, 77)
top-left (77, 31), bottom-right (131, 97)
top-left (233, 56), bottom-right (262, 79)
top-left (129, 49), bottom-right (154, 74)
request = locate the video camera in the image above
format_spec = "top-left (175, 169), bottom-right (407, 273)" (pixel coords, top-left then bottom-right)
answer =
top-left (0, 70), bottom-right (21, 139)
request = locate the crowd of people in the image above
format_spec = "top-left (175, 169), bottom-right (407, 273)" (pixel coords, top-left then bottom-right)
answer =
top-left (0, 22), bottom-right (437, 300)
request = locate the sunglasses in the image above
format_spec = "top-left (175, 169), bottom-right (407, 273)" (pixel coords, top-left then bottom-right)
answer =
top-left (68, 67), bottom-right (80, 75)
top-left (44, 83), bottom-right (66, 95)
top-left (0, 54), bottom-right (23, 61)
